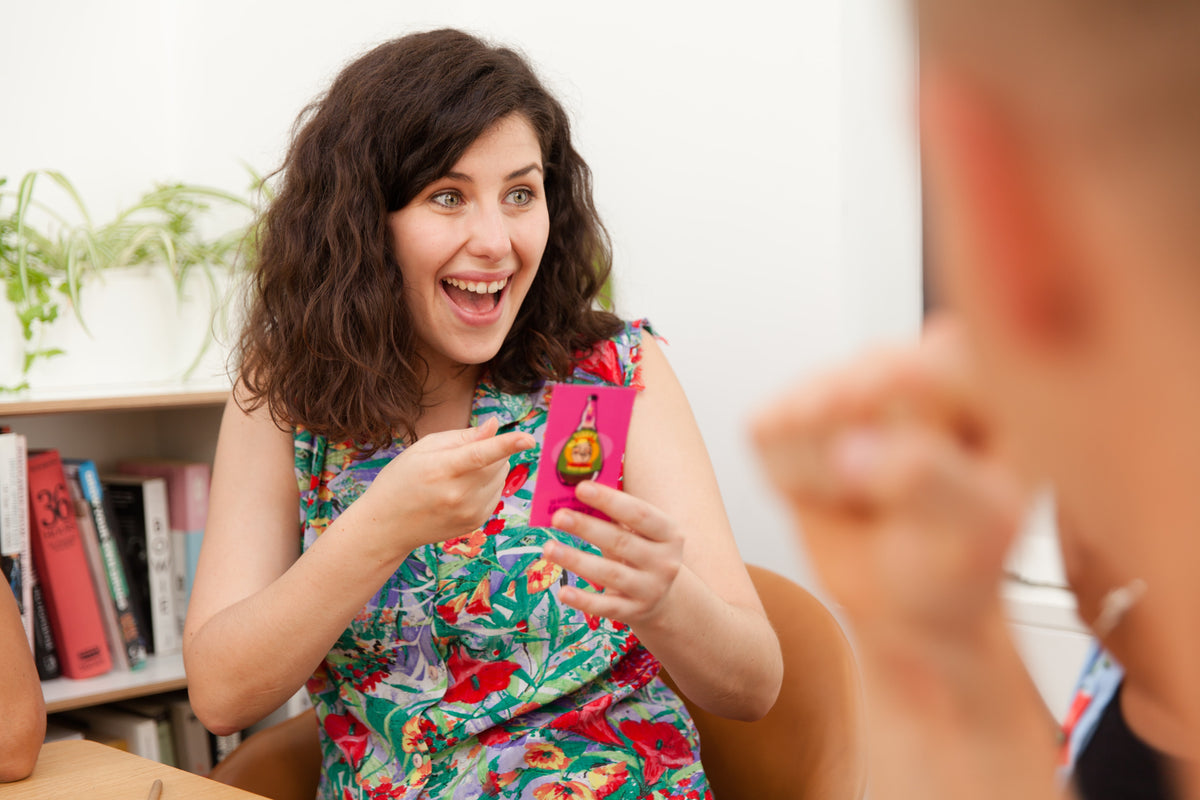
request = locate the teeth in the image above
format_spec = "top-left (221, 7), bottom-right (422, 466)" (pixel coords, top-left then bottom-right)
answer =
top-left (445, 276), bottom-right (508, 294)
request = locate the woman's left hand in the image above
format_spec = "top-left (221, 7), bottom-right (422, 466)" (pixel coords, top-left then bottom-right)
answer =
top-left (542, 480), bottom-right (684, 626)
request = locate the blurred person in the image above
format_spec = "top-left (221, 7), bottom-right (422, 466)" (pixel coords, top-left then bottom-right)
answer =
top-left (0, 586), bottom-right (45, 781)
top-left (753, 0), bottom-right (1200, 797)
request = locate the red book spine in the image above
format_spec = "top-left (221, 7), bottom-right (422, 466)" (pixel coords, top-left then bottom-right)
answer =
top-left (26, 450), bottom-right (112, 679)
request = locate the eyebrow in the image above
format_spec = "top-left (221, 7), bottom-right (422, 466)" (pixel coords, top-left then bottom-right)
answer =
top-left (443, 163), bottom-right (544, 183)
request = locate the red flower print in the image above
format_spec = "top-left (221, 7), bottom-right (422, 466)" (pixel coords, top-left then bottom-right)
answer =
top-left (444, 647), bottom-right (521, 704)
top-left (524, 742), bottom-right (569, 770)
top-left (618, 719), bottom-right (694, 785)
top-left (502, 463), bottom-right (530, 497)
top-left (436, 592), bottom-right (468, 625)
top-left (549, 695), bottom-right (622, 746)
top-left (610, 647), bottom-right (658, 688)
top-left (366, 777), bottom-right (405, 799)
top-left (444, 528), bottom-right (487, 558)
top-left (401, 715), bottom-right (437, 753)
top-left (585, 763), bottom-right (630, 799)
top-left (527, 557), bottom-right (563, 593)
top-left (483, 770), bottom-right (519, 795)
top-left (354, 667), bottom-right (388, 693)
top-left (465, 577), bottom-right (493, 616)
top-left (484, 517), bottom-right (506, 535)
top-left (573, 340), bottom-right (624, 385)
top-left (476, 725), bottom-right (512, 746)
top-left (323, 712), bottom-right (370, 767)
top-left (533, 782), bottom-right (597, 800)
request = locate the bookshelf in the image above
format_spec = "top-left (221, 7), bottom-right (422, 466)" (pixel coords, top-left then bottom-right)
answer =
top-left (42, 653), bottom-right (187, 714)
top-left (1, 387), bottom-right (227, 715)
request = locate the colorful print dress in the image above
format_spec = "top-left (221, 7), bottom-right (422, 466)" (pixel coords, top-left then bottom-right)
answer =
top-left (294, 320), bottom-right (712, 800)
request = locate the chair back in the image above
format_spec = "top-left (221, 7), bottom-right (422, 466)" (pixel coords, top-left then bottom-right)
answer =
top-left (663, 564), bottom-right (866, 800)
top-left (207, 705), bottom-right (321, 800)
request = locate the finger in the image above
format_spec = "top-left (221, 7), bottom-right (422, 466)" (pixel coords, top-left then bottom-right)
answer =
top-left (752, 332), bottom-right (985, 456)
top-left (462, 416), bottom-right (500, 442)
top-left (829, 425), bottom-right (1027, 535)
top-left (542, 540), bottom-right (643, 598)
top-left (570, 482), bottom-right (674, 543)
top-left (448, 429), bottom-right (535, 474)
top-left (558, 584), bottom-right (633, 621)
top-left (415, 417), bottom-right (499, 453)
top-left (551, 507), bottom-right (656, 566)
top-left (752, 424), bottom-right (841, 503)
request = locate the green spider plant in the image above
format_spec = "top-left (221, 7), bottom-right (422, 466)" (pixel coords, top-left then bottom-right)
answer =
top-left (0, 169), bottom-right (264, 392)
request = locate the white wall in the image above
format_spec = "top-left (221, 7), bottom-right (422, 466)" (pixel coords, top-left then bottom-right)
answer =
top-left (1, 0), bottom-right (922, 589)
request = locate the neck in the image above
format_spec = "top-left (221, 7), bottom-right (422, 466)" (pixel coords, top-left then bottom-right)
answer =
top-left (1075, 293), bottom-right (1200, 755)
top-left (414, 354), bottom-right (482, 439)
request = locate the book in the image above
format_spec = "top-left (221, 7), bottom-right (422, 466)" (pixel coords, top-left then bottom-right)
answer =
top-left (245, 687), bottom-right (314, 737)
top-left (163, 690), bottom-right (213, 775)
top-left (26, 449), bottom-right (112, 679)
top-left (0, 430), bottom-right (32, 649)
top-left (529, 384), bottom-right (637, 527)
top-left (116, 459), bottom-right (210, 628)
top-left (66, 471), bottom-right (131, 672)
top-left (116, 696), bottom-right (177, 767)
top-left (210, 729), bottom-right (243, 767)
top-left (30, 568), bottom-right (61, 680)
top-left (63, 459), bottom-right (148, 670)
top-left (43, 718), bottom-right (86, 743)
top-left (65, 704), bottom-right (160, 761)
top-left (103, 474), bottom-right (178, 655)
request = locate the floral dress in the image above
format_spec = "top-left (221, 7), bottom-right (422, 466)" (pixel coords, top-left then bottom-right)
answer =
top-left (294, 320), bottom-right (712, 800)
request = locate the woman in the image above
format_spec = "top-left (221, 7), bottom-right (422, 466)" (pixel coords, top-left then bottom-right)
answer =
top-left (183, 29), bottom-right (782, 800)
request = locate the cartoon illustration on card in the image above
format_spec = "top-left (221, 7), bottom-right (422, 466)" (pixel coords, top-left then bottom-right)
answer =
top-left (530, 384), bottom-right (635, 527)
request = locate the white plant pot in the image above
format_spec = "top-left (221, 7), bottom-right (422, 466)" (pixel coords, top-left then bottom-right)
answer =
top-left (0, 265), bottom-right (245, 398)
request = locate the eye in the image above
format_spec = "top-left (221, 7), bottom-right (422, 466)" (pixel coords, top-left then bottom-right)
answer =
top-left (506, 188), bottom-right (534, 206)
top-left (431, 191), bottom-right (463, 208)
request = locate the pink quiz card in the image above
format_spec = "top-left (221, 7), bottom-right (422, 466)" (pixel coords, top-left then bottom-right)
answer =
top-left (529, 383), bottom-right (636, 527)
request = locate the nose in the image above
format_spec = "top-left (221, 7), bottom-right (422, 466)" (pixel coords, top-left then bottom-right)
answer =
top-left (464, 202), bottom-right (513, 262)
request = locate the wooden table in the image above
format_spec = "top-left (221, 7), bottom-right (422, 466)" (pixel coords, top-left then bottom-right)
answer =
top-left (3, 740), bottom-right (269, 799)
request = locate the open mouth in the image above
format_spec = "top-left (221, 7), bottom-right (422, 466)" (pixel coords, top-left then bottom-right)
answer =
top-left (442, 276), bottom-right (509, 314)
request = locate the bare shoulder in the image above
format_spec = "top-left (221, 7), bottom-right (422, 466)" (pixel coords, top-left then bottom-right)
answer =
top-left (633, 328), bottom-right (689, 406)
top-left (210, 388), bottom-right (298, 521)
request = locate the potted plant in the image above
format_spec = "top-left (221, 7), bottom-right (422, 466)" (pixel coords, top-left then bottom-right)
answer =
top-left (0, 170), bottom-right (262, 394)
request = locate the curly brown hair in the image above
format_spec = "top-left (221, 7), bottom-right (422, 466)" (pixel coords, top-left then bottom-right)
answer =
top-left (235, 28), bottom-right (622, 451)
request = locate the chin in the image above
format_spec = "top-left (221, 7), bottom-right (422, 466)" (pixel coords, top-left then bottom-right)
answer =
top-left (441, 337), bottom-right (509, 369)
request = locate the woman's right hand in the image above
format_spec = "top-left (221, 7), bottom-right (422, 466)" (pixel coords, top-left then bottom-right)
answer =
top-left (363, 416), bottom-right (535, 554)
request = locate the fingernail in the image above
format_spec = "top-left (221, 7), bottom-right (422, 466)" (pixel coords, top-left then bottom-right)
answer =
top-left (576, 481), bottom-right (597, 499)
top-left (543, 541), bottom-right (556, 558)
top-left (832, 429), bottom-right (880, 481)
top-left (553, 509), bottom-right (575, 527)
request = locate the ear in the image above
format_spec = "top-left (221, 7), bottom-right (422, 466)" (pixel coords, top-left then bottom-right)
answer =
top-left (919, 63), bottom-right (1089, 354)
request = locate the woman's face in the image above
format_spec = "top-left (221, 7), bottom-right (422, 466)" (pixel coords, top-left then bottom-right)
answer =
top-left (389, 113), bottom-right (549, 381)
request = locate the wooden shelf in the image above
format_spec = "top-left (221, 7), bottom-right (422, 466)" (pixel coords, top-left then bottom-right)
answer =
top-left (43, 653), bottom-right (187, 714)
top-left (0, 389), bottom-right (228, 417)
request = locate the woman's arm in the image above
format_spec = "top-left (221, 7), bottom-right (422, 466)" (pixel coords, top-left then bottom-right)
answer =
top-left (184, 393), bottom-right (398, 734)
top-left (547, 335), bottom-right (783, 720)
top-left (185, 392), bottom-right (533, 734)
top-left (0, 587), bottom-right (45, 782)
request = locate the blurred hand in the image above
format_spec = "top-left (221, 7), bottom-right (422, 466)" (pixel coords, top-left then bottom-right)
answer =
top-left (751, 318), bottom-right (1031, 641)
top-left (542, 481), bottom-right (684, 626)
top-left (365, 416), bottom-right (535, 554)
